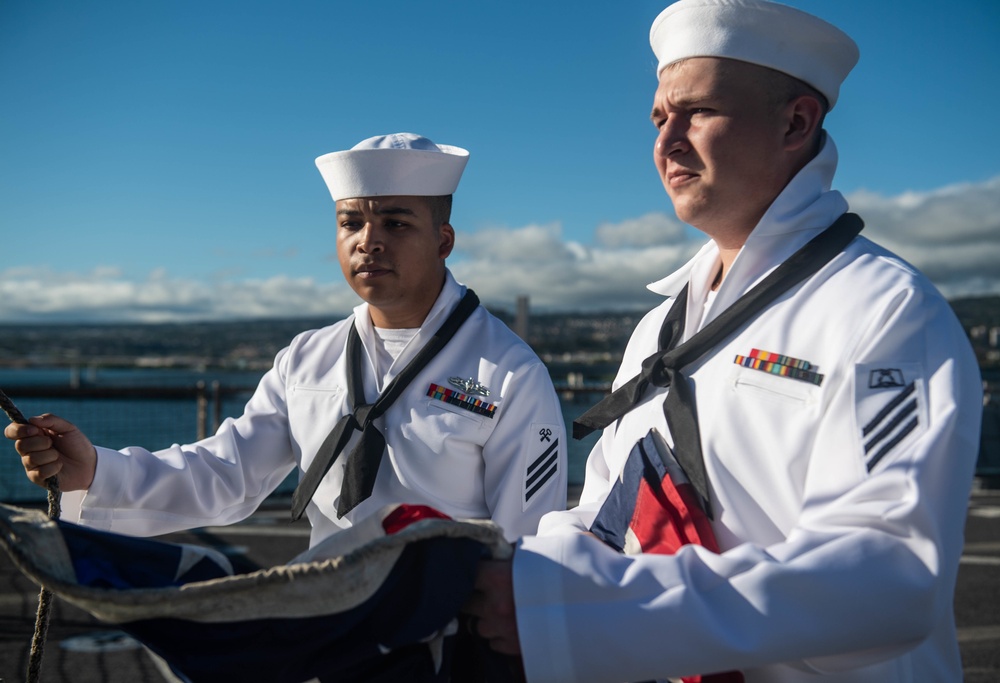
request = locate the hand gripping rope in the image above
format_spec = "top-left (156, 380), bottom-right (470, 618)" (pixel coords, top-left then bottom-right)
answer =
top-left (0, 388), bottom-right (60, 683)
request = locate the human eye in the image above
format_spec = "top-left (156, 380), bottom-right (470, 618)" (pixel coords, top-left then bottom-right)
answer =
top-left (381, 215), bottom-right (413, 230)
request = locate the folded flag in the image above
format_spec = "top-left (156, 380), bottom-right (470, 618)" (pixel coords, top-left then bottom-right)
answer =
top-left (0, 502), bottom-right (511, 683)
top-left (589, 430), bottom-right (744, 683)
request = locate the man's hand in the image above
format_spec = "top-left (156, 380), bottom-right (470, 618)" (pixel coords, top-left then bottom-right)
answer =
top-left (462, 558), bottom-right (522, 656)
top-left (4, 414), bottom-right (97, 491)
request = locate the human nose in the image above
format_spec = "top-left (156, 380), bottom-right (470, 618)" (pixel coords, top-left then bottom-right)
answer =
top-left (654, 116), bottom-right (686, 159)
top-left (356, 223), bottom-right (384, 253)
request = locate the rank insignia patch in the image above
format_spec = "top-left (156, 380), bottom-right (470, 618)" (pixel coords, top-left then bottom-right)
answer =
top-left (427, 383), bottom-right (497, 418)
top-left (524, 423), bottom-right (561, 507)
top-left (733, 348), bottom-right (824, 385)
top-left (855, 362), bottom-right (926, 472)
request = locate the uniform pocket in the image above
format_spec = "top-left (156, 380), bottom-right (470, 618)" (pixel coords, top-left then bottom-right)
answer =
top-left (729, 365), bottom-right (818, 406)
top-left (287, 386), bottom-right (348, 462)
top-left (421, 398), bottom-right (487, 427)
top-left (288, 385), bottom-right (346, 417)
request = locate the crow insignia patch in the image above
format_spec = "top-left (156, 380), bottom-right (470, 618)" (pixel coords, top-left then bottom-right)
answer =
top-left (856, 363), bottom-right (927, 472)
top-left (524, 422), bottom-right (561, 508)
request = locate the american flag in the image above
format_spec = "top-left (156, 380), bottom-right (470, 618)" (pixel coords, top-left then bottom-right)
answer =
top-left (589, 430), bottom-right (743, 683)
top-left (0, 502), bottom-right (515, 683)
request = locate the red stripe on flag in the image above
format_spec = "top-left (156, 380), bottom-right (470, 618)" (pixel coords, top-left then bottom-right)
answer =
top-left (381, 504), bottom-right (452, 535)
top-left (629, 475), bottom-right (719, 555)
top-left (628, 474), bottom-right (744, 682)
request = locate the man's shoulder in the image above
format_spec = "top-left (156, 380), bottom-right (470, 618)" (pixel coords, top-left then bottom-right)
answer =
top-left (470, 305), bottom-right (546, 363)
top-left (283, 317), bottom-right (354, 355)
top-left (838, 235), bottom-right (947, 304)
top-left (802, 234), bottom-right (968, 349)
top-left (621, 298), bottom-right (677, 345)
top-left (845, 234), bottom-right (916, 271)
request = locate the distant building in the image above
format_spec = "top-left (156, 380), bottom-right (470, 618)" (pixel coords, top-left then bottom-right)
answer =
top-left (515, 295), bottom-right (530, 341)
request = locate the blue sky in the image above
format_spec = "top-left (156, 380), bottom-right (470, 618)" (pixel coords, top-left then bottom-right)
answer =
top-left (2, 0), bottom-right (998, 322)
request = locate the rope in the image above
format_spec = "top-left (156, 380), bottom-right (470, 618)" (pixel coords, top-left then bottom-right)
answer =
top-left (0, 388), bottom-right (59, 683)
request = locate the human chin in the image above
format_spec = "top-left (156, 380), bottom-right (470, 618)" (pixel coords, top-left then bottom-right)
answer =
top-left (668, 192), bottom-right (709, 227)
top-left (354, 285), bottom-right (400, 308)
top-left (348, 275), bottom-right (389, 298)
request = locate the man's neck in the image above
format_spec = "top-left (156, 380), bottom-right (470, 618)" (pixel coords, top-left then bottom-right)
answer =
top-left (713, 245), bottom-right (743, 290)
top-left (369, 305), bottom-right (432, 330)
top-left (368, 276), bottom-right (447, 329)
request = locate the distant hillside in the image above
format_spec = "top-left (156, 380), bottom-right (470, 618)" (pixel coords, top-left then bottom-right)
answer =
top-left (0, 317), bottom-right (343, 369)
top-left (951, 295), bottom-right (1000, 328)
top-left (0, 295), bottom-right (997, 370)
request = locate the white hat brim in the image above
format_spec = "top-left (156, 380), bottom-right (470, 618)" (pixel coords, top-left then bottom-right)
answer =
top-left (315, 145), bottom-right (469, 202)
top-left (650, 0), bottom-right (858, 109)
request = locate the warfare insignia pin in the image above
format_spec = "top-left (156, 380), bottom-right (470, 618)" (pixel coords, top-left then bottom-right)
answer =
top-left (449, 376), bottom-right (490, 397)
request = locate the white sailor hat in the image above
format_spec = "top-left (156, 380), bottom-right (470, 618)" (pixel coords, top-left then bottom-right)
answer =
top-left (315, 132), bottom-right (470, 202)
top-left (650, 0), bottom-right (859, 109)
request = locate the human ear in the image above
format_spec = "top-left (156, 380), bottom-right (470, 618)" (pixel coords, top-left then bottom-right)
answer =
top-left (438, 223), bottom-right (455, 259)
top-left (783, 95), bottom-right (823, 153)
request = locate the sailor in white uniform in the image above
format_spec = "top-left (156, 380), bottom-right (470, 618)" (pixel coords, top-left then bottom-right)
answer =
top-left (7, 133), bottom-right (567, 545)
top-left (463, 3), bottom-right (983, 681)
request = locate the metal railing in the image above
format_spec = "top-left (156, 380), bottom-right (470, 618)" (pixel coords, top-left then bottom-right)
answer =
top-left (2, 380), bottom-right (998, 503)
top-left (0, 382), bottom-right (261, 503)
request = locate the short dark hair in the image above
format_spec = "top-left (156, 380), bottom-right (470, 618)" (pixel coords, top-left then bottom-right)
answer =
top-left (712, 58), bottom-right (829, 154)
top-left (762, 69), bottom-right (829, 120)
top-left (760, 68), bottom-right (828, 156)
top-left (710, 58), bottom-right (829, 116)
top-left (424, 195), bottom-right (453, 227)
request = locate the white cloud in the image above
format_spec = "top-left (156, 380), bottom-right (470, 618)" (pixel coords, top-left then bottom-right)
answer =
top-left (845, 176), bottom-right (1000, 298)
top-left (456, 223), bottom-right (577, 264)
top-left (449, 218), bottom-right (703, 312)
top-left (595, 212), bottom-right (688, 248)
top-left (1, 177), bottom-right (997, 322)
top-left (452, 176), bottom-right (1000, 310)
top-left (0, 267), bottom-right (362, 323)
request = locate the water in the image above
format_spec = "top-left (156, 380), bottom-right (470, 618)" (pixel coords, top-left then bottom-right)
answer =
top-left (0, 366), bottom-right (602, 503)
top-left (4, 365), bottom-right (997, 503)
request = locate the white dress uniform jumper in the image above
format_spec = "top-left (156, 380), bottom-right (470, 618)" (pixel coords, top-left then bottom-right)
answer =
top-left (513, 136), bottom-right (982, 682)
top-left (60, 271), bottom-right (568, 545)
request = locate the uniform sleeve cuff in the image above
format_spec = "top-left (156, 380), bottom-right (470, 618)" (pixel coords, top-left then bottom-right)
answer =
top-left (72, 446), bottom-right (131, 530)
top-left (512, 534), bottom-right (578, 682)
